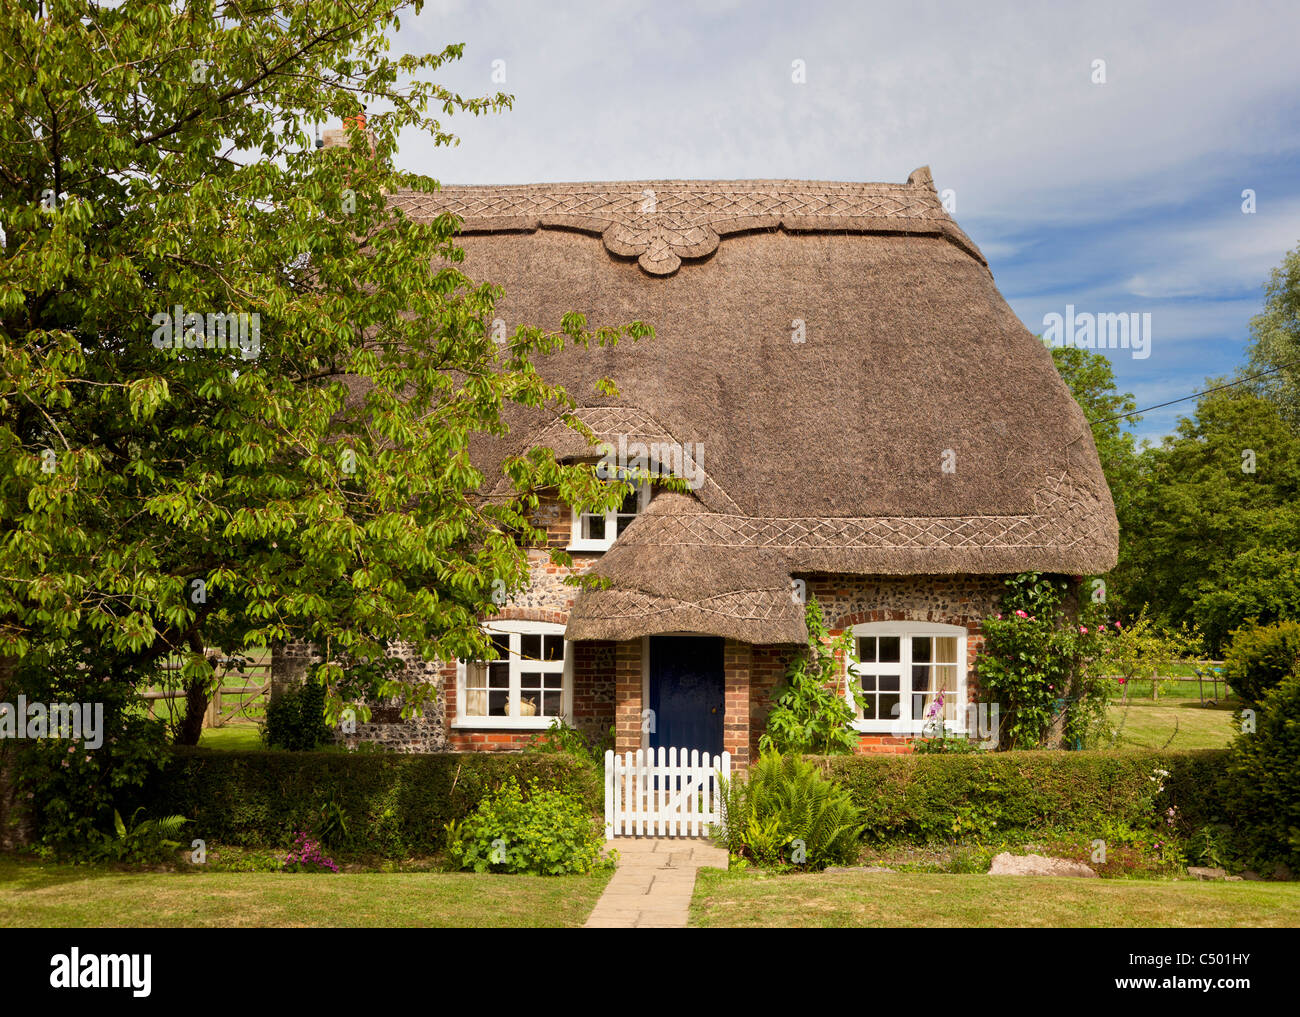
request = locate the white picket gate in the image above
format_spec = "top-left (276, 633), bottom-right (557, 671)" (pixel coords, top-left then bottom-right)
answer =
top-left (603, 747), bottom-right (731, 838)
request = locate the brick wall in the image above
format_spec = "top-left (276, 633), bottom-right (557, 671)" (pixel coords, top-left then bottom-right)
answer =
top-left (275, 504), bottom-right (1008, 759)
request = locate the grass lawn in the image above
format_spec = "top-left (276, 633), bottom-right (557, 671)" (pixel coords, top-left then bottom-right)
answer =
top-left (0, 856), bottom-right (610, 928)
top-left (1106, 698), bottom-right (1238, 750)
top-left (690, 869), bottom-right (1300, 928)
top-left (197, 724), bottom-right (263, 751)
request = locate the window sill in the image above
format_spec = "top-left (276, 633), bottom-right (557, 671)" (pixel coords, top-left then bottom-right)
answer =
top-left (850, 721), bottom-right (968, 736)
top-left (452, 716), bottom-right (562, 731)
top-left (566, 540), bottom-right (613, 553)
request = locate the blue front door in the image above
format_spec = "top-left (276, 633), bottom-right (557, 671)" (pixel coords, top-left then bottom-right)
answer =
top-left (648, 636), bottom-right (724, 756)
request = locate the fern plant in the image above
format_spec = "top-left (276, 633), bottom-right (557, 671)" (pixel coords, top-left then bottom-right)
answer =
top-left (91, 808), bottom-right (189, 864)
top-left (716, 752), bottom-right (863, 869)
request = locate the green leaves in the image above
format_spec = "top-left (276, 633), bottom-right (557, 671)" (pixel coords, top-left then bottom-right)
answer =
top-left (760, 598), bottom-right (859, 756)
top-left (0, 1), bottom-right (649, 727)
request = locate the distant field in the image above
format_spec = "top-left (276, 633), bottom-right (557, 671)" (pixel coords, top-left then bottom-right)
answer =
top-left (197, 725), bottom-right (263, 751)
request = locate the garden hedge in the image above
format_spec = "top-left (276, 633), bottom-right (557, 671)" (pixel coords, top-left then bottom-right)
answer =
top-left (140, 748), bottom-right (602, 858)
top-left (814, 749), bottom-right (1229, 843)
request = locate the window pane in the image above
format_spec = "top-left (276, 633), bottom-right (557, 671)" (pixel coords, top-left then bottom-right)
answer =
top-left (935, 664), bottom-right (958, 692)
top-left (465, 664), bottom-right (488, 716)
top-left (880, 674), bottom-right (900, 692)
top-left (858, 673), bottom-right (877, 692)
top-left (520, 633), bottom-right (541, 661)
top-left (935, 636), bottom-right (958, 663)
top-left (543, 635), bottom-right (564, 661)
top-left (879, 694), bottom-right (900, 720)
top-left (857, 637), bottom-right (876, 663)
top-left (520, 670), bottom-right (542, 691)
top-left (583, 513), bottom-right (605, 540)
top-left (489, 689), bottom-right (509, 716)
top-left (615, 514), bottom-right (636, 536)
top-left (542, 691), bottom-right (563, 716)
top-left (860, 695), bottom-right (876, 720)
top-left (913, 664), bottom-right (930, 688)
top-left (912, 636), bottom-right (931, 663)
top-left (879, 637), bottom-right (901, 663)
top-left (489, 633), bottom-right (509, 658)
top-left (619, 488), bottom-right (640, 513)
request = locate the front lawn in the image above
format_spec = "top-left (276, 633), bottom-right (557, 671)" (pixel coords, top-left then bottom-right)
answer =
top-left (690, 869), bottom-right (1300, 927)
top-left (0, 856), bottom-right (610, 928)
top-left (1106, 699), bottom-right (1238, 750)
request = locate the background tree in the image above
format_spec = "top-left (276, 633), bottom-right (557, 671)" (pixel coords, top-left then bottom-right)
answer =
top-left (1246, 244), bottom-right (1300, 428)
top-left (1123, 388), bottom-right (1300, 652)
top-left (1049, 346), bottom-right (1144, 608)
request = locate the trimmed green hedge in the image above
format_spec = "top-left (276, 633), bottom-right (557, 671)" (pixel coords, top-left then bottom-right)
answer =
top-left (815, 749), bottom-right (1228, 843)
top-left (140, 748), bottom-right (602, 858)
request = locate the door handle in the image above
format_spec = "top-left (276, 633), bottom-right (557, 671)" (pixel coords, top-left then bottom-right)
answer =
top-left (711, 707), bottom-right (717, 714)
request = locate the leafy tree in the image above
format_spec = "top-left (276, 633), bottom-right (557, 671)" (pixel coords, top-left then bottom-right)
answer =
top-left (1122, 389), bottom-right (1300, 652)
top-left (1049, 346), bottom-right (1144, 608)
top-left (1246, 244), bottom-right (1300, 429)
top-left (0, 0), bottom-right (647, 753)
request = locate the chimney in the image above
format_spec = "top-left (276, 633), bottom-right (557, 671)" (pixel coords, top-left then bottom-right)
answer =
top-left (320, 108), bottom-right (373, 151)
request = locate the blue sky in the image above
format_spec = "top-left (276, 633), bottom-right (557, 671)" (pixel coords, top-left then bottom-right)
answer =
top-left (383, 0), bottom-right (1300, 446)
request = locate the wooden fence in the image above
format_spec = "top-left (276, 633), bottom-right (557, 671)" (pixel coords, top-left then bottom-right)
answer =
top-left (1109, 661), bottom-right (1228, 705)
top-left (143, 653), bottom-right (271, 728)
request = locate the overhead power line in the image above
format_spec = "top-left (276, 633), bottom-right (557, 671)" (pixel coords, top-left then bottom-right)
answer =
top-left (1090, 355), bottom-right (1300, 426)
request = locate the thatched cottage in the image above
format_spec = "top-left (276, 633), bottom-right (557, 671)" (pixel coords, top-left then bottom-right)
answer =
top-left (303, 168), bottom-right (1117, 765)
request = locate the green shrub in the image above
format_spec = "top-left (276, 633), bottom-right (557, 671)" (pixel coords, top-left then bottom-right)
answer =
top-left (1222, 620), bottom-right (1300, 705)
top-left (446, 777), bottom-right (605, 875)
top-left (525, 718), bottom-right (613, 771)
top-left (760, 599), bottom-right (859, 755)
top-left (10, 642), bottom-right (171, 856)
top-left (817, 749), bottom-right (1227, 844)
top-left (717, 752), bottom-right (863, 869)
top-left (136, 748), bottom-right (601, 859)
top-left (262, 680), bottom-right (331, 750)
top-left (1223, 668), bottom-right (1300, 871)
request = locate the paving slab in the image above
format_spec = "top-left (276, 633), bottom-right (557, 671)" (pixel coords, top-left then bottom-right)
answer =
top-left (584, 838), bottom-right (729, 929)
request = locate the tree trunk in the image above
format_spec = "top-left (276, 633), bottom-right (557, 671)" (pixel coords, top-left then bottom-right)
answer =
top-left (174, 633), bottom-right (213, 746)
top-left (174, 674), bottom-right (209, 746)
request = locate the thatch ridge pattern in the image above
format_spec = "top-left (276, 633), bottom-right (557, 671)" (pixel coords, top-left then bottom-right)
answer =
top-left (390, 169), bottom-right (984, 275)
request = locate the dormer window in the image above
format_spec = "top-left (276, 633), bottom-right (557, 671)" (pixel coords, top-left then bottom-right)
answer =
top-left (569, 482), bottom-right (649, 552)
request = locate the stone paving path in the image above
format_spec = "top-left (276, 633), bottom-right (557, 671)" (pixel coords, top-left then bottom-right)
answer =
top-left (584, 838), bottom-right (729, 928)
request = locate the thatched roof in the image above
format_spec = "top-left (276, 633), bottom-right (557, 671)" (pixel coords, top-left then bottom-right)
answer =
top-left (390, 169), bottom-right (1118, 643)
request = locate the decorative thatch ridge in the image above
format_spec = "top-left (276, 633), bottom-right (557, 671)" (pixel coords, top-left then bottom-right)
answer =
top-left (390, 167), bottom-right (982, 276)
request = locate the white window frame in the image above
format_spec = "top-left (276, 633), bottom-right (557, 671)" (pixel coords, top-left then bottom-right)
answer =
top-left (454, 620), bottom-right (573, 730)
top-left (845, 621), bottom-right (968, 735)
top-left (567, 480), bottom-right (650, 552)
